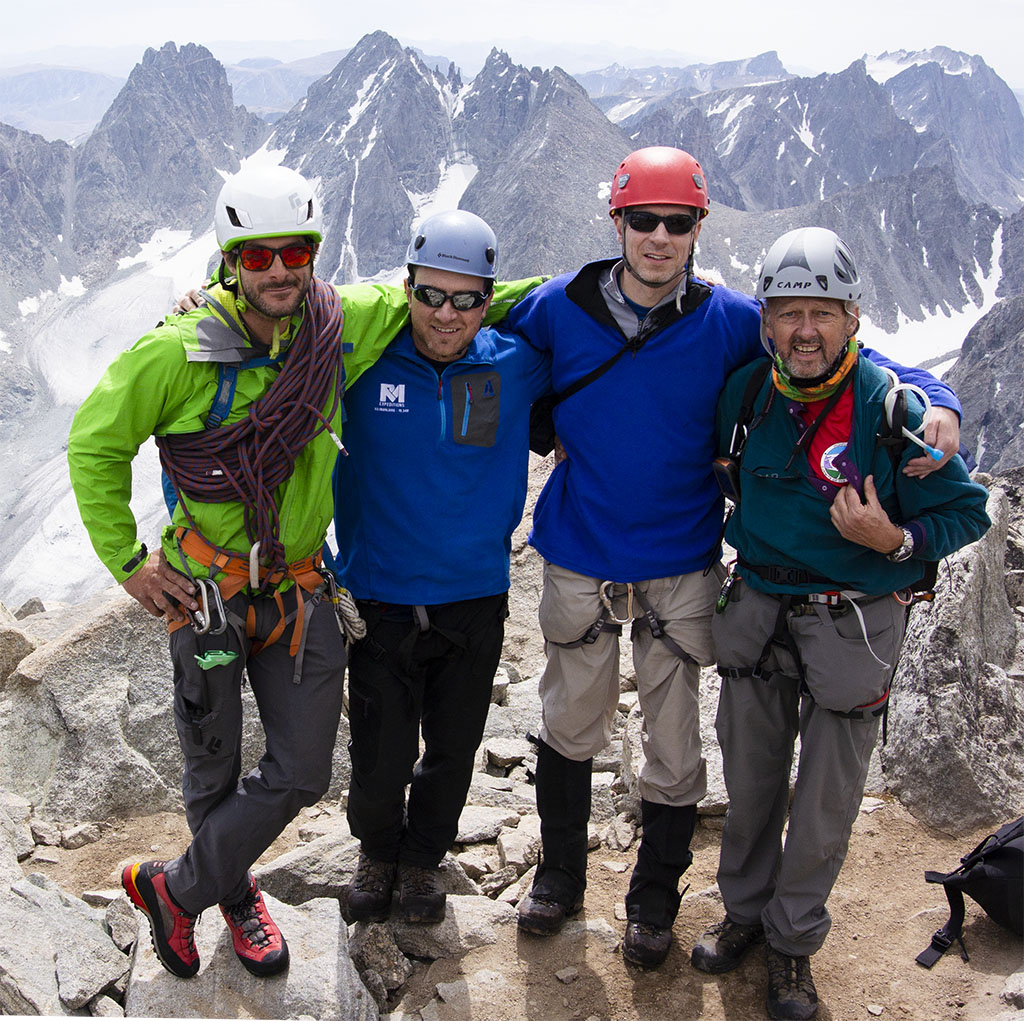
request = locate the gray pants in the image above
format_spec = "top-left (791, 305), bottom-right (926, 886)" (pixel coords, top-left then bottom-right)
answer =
top-left (537, 561), bottom-right (722, 806)
top-left (163, 587), bottom-right (346, 914)
top-left (712, 580), bottom-right (905, 956)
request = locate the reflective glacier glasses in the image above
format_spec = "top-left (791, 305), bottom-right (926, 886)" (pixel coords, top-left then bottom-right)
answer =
top-left (624, 211), bottom-right (699, 235)
top-left (410, 283), bottom-right (490, 311)
top-left (237, 243), bottom-right (314, 272)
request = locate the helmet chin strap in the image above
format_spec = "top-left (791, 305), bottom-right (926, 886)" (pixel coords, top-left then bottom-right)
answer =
top-left (619, 225), bottom-right (696, 307)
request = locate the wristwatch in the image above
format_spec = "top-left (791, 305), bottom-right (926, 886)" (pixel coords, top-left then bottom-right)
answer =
top-left (887, 527), bottom-right (915, 563)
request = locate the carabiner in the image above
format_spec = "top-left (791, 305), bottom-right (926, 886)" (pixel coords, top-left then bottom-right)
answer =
top-left (188, 577), bottom-right (228, 636)
top-left (599, 581), bottom-right (634, 626)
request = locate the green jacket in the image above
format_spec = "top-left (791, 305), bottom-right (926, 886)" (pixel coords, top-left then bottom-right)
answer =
top-left (717, 356), bottom-right (991, 596)
top-left (68, 276), bottom-right (542, 585)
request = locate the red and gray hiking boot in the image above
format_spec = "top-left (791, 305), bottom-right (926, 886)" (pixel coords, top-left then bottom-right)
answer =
top-left (219, 876), bottom-right (290, 977)
top-left (122, 860), bottom-right (200, 978)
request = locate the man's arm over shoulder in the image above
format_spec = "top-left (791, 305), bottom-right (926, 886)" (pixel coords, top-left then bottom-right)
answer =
top-left (862, 345), bottom-right (962, 474)
top-left (484, 276), bottom-right (546, 327)
top-left (336, 282), bottom-right (410, 389)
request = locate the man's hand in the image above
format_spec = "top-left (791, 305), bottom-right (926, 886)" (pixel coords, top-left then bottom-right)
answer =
top-left (904, 406), bottom-right (960, 477)
top-left (172, 289), bottom-right (205, 315)
top-left (830, 476), bottom-right (904, 552)
top-left (121, 548), bottom-right (198, 622)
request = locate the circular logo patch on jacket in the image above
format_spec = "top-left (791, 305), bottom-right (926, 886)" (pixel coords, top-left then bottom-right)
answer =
top-left (820, 443), bottom-right (849, 484)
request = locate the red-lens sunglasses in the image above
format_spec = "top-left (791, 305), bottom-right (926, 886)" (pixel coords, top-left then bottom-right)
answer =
top-left (237, 243), bottom-right (314, 272)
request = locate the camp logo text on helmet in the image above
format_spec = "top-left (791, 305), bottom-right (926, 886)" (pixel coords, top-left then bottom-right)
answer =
top-left (756, 227), bottom-right (861, 302)
top-left (609, 147), bottom-right (710, 216)
top-left (406, 210), bottom-right (498, 280)
top-left (215, 165), bottom-right (322, 252)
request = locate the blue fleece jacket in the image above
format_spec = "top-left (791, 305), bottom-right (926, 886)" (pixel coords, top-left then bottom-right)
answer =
top-left (717, 356), bottom-right (990, 595)
top-left (505, 259), bottom-right (962, 583)
top-left (333, 325), bottom-right (551, 604)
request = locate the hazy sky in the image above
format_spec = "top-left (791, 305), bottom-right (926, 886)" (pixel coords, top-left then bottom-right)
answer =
top-left (3, 0), bottom-right (1022, 87)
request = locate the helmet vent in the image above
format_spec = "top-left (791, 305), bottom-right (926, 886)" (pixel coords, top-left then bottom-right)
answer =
top-left (485, 247), bottom-right (496, 265)
top-left (226, 206), bottom-right (244, 228)
top-left (816, 274), bottom-right (829, 291)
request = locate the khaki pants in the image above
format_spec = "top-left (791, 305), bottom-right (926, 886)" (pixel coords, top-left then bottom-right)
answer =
top-left (537, 560), bottom-right (723, 807)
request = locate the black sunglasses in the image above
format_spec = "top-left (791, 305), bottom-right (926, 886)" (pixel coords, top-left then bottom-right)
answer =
top-left (410, 283), bottom-right (489, 311)
top-left (237, 243), bottom-right (314, 271)
top-left (624, 211), bottom-right (699, 236)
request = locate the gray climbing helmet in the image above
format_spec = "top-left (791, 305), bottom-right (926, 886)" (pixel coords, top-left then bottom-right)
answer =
top-left (406, 210), bottom-right (498, 280)
top-left (756, 227), bottom-right (861, 302)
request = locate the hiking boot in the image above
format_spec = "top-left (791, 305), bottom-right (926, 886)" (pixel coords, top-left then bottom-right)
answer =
top-left (121, 860), bottom-right (200, 978)
top-left (342, 852), bottom-right (396, 923)
top-left (691, 916), bottom-right (765, 973)
top-left (517, 890), bottom-right (584, 936)
top-left (765, 946), bottom-right (818, 1020)
top-left (220, 876), bottom-right (289, 977)
top-left (397, 863), bottom-right (446, 924)
top-left (623, 921), bottom-right (673, 969)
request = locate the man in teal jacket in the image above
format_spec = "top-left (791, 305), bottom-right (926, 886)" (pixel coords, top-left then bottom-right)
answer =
top-left (690, 228), bottom-right (991, 1020)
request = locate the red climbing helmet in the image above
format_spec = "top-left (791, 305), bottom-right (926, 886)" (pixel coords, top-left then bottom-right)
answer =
top-left (609, 146), bottom-right (709, 217)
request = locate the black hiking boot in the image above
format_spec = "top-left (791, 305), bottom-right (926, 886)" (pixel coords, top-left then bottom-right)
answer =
top-left (623, 921), bottom-right (673, 968)
top-left (623, 800), bottom-right (697, 969)
top-left (398, 863), bottom-right (446, 924)
top-left (518, 738), bottom-right (591, 936)
top-left (691, 916), bottom-right (765, 973)
top-left (341, 852), bottom-right (396, 923)
top-left (517, 889), bottom-right (584, 936)
top-left (765, 946), bottom-right (818, 1020)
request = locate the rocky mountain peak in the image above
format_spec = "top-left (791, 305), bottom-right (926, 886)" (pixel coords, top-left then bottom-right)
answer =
top-left (70, 40), bottom-right (267, 277)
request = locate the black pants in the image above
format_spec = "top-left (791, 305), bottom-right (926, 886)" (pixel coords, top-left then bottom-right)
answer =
top-left (346, 593), bottom-right (507, 868)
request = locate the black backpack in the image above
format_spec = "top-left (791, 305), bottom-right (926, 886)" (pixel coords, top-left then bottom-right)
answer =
top-left (916, 816), bottom-right (1024, 967)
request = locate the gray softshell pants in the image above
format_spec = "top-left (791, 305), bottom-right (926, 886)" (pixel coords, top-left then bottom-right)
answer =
top-left (163, 586), bottom-right (346, 914)
top-left (711, 579), bottom-right (905, 956)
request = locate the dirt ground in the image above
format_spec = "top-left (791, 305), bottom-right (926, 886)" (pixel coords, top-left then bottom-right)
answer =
top-left (25, 797), bottom-right (1022, 1021)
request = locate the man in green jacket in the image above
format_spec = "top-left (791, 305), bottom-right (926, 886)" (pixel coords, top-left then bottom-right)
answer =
top-left (690, 228), bottom-right (991, 1019)
top-left (68, 164), bottom-right (401, 981)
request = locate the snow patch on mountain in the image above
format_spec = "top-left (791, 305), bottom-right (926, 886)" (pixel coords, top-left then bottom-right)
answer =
top-left (864, 48), bottom-right (976, 85)
top-left (407, 160), bottom-right (479, 228)
top-left (862, 226), bottom-right (1003, 368)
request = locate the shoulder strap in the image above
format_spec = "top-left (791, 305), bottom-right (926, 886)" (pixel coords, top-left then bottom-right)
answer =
top-left (728, 359), bottom-right (774, 461)
top-left (205, 364), bottom-right (239, 429)
top-left (548, 341), bottom-right (635, 409)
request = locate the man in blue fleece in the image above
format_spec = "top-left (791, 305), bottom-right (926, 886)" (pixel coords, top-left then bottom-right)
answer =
top-left (507, 147), bottom-right (964, 970)
top-left (690, 227), bottom-right (989, 1019)
top-left (334, 211), bottom-right (550, 924)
